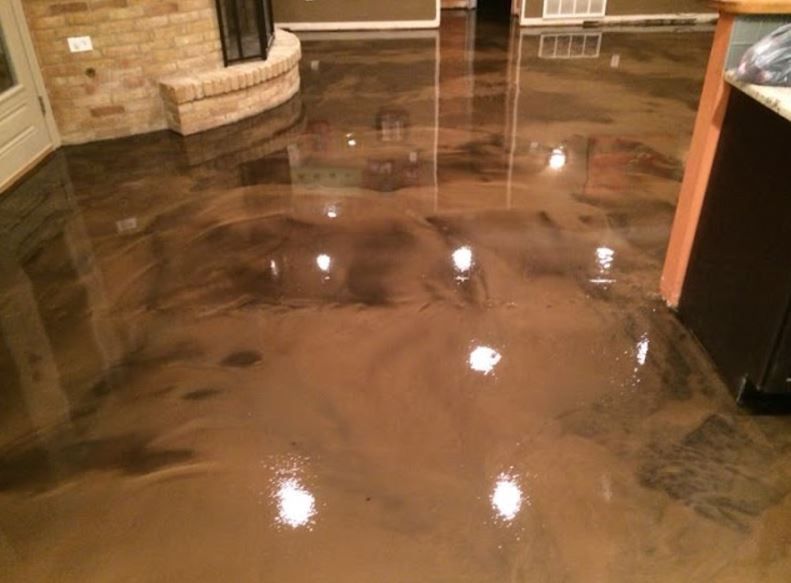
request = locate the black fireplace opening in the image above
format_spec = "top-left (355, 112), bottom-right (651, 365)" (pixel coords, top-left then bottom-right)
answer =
top-left (214, 0), bottom-right (275, 66)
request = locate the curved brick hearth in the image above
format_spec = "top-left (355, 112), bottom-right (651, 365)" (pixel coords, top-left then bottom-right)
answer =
top-left (159, 30), bottom-right (301, 136)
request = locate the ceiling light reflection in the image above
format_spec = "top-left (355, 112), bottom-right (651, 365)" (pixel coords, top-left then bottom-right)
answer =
top-left (636, 333), bottom-right (649, 367)
top-left (275, 476), bottom-right (317, 529)
top-left (452, 246), bottom-right (473, 281)
top-left (548, 147), bottom-right (567, 170)
top-left (626, 333), bottom-right (651, 387)
top-left (491, 472), bottom-right (524, 522)
top-left (316, 254), bottom-right (332, 272)
top-left (595, 247), bottom-right (615, 270)
top-left (591, 246), bottom-right (616, 286)
top-left (469, 345), bottom-right (502, 375)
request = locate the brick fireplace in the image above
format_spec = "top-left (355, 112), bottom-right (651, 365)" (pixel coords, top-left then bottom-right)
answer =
top-left (22, 0), bottom-right (300, 144)
top-left (159, 29), bottom-right (301, 135)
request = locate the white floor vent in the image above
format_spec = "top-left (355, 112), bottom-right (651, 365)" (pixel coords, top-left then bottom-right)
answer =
top-left (543, 0), bottom-right (607, 19)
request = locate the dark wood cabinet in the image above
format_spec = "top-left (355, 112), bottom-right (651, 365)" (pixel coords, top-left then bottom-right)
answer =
top-left (678, 88), bottom-right (791, 399)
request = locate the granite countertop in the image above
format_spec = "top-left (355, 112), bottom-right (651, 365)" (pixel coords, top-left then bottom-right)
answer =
top-left (725, 70), bottom-right (791, 122)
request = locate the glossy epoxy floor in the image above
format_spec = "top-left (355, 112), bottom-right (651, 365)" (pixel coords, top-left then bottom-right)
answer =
top-left (2, 17), bottom-right (791, 582)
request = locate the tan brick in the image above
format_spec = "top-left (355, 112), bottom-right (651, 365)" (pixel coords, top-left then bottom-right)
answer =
top-left (91, 0), bottom-right (129, 8)
top-left (74, 93), bottom-right (112, 107)
top-left (152, 23), bottom-right (187, 38)
top-left (211, 77), bottom-right (223, 95)
top-left (122, 75), bottom-right (146, 88)
top-left (65, 11), bottom-right (104, 24)
top-left (50, 2), bottom-right (89, 15)
top-left (146, 2), bottom-right (178, 16)
top-left (48, 74), bottom-right (85, 87)
top-left (20, 3), bottom-right (52, 18)
top-left (29, 15), bottom-right (68, 29)
top-left (137, 15), bottom-right (170, 28)
top-left (177, 0), bottom-right (211, 10)
top-left (103, 44), bottom-right (141, 57)
top-left (115, 86), bottom-right (153, 100)
top-left (30, 27), bottom-right (70, 42)
top-left (174, 32), bottom-right (207, 47)
top-left (50, 84), bottom-right (89, 98)
top-left (184, 19), bottom-right (214, 33)
top-left (93, 126), bottom-right (128, 139)
top-left (181, 43), bottom-right (208, 58)
top-left (91, 104), bottom-right (126, 116)
top-left (106, 6), bottom-right (146, 19)
top-left (167, 11), bottom-right (201, 24)
top-left (147, 61), bottom-right (179, 76)
top-left (103, 30), bottom-right (152, 45)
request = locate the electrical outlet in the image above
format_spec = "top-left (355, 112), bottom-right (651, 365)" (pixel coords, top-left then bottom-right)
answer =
top-left (67, 36), bottom-right (93, 53)
top-left (610, 54), bottom-right (621, 68)
top-left (116, 217), bottom-right (138, 233)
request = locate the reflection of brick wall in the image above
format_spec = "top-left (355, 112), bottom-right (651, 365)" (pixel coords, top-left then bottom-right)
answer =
top-left (22, 0), bottom-right (223, 144)
top-left (175, 93), bottom-right (304, 169)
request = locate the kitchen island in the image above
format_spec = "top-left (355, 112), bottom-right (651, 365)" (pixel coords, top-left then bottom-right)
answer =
top-left (661, 0), bottom-right (791, 402)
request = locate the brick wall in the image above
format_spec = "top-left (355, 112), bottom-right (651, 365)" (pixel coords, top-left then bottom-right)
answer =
top-left (23, 0), bottom-right (223, 144)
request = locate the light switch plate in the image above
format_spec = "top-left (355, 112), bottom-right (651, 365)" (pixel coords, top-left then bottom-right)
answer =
top-left (67, 36), bottom-right (93, 53)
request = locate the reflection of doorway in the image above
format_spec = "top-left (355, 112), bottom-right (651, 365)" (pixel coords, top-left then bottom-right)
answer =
top-left (477, 0), bottom-right (512, 22)
top-left (0, 0), bottom-right (58, 192)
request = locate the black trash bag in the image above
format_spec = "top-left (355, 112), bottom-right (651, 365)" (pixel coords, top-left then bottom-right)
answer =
top-left (735, 23), bottom-right (791, 87)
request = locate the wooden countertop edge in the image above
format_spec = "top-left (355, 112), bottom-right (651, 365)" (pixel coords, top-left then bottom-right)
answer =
top-left (710, 0), bottom-right (791, 14)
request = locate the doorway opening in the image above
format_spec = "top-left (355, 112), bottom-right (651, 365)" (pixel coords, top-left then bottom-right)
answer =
top-left (477, 0), bottom-right (512, 22)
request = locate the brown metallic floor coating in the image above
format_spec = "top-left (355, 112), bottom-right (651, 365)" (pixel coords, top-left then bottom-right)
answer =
top-left (1, 17), bottom-right (791, 582)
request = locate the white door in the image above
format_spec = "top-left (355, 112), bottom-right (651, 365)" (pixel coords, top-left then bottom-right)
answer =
top-left (0, 0), bottom-right (57, 193)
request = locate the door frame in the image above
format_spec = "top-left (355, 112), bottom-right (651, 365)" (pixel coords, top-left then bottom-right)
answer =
top-left (1, 0), bottom-right (60, 193)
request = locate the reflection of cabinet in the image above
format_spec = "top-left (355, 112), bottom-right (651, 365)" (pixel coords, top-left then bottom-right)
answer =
top-left (376, 108), bottom-right (410, 143)
top-left (678, 89), bottom-right (791, 399)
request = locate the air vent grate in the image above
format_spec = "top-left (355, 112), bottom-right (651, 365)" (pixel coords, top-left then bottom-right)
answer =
top-left (543, 0), bottom-right (606, 19)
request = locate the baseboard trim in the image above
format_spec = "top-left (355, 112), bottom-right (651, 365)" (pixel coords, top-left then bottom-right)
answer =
top-left (0, 145), bottom-right (54, 194)
top-left (519, 23), bottom-right (716, 35)
top-left (278, 18), bottom-right (439, 31)
top-left (297, 30), bottom-right (440, 41)
top-left (520, 12), bottom-right (717, 27)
